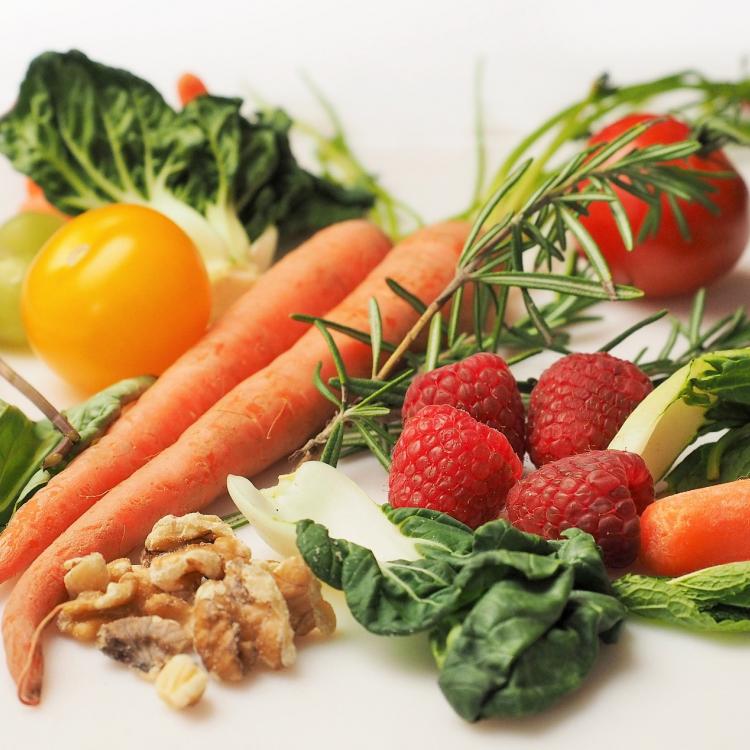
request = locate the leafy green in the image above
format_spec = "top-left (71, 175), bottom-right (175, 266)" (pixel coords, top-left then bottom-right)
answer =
top-left (661, 350), bottom-right (750, 491)
top-left (296, 509), bottom-right (626, 721)
top-left (0, 403), bottom-right (60, 523)
top-left (666, 425), bottom-right (750, 493)
top-left (611, 348), bottom-right (750, 486)
top-left (613, 562), bottom-right (750, 632)
top-left (0, 51), bottom-right (373, 281)
top-left (0, 375), bottom-right (153, 527)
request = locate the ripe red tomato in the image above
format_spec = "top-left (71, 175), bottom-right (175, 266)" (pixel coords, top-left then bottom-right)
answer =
top-left (580, 114), bottom-right (749, 297)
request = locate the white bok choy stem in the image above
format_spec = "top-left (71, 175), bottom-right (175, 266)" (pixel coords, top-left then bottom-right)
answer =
top-left (609, 349), bottom-right (750, 482)
top-left (227, 462), bottom-right (421, 561)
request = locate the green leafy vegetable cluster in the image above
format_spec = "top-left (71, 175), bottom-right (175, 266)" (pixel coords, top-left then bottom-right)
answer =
top-left (0, 51), bottom-right (373, 280)
top-left (614, 562), bottom-right (750, 632)
top-left (0, 375), bottom-right (153, 528)
top-left (663, 349), bottom-right (750, 492)
top-left (296, 507), bottom-right (626, 721)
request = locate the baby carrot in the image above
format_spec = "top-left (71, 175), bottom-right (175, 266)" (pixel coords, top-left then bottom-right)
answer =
top-left (2, 221), bottom-right (469, 704)
top-left (177, 73), bottom-right (208, 105)
top-left (640, 479), bottom-right (750, 576)
top-left (0, 220), bottom-right (390, 583)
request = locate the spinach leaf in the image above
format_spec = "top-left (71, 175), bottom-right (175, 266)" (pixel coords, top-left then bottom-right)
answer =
top-left (297, 510), bottom-right (626, 720)
top-left (438, 582), bottom-right (624, 720)
top-left (613, 563), bottom-right (750, 632)
top-left (0, 51), bottom-right (373, 280)
top-left (0, 375), bottom-right (153, 527)
top-left (382, 505), bottom-right (475, 557)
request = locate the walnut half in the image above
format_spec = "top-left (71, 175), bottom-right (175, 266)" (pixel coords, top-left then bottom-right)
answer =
top-left (63, 553), bottom-right (110, 598)
top-left (145, 514), bottom-right (235, 554)
top-left (193, 560), bottom-right (296, 680)
top-left (57, 578), bottom-right (138, 641)
top-left (266, 557), bottom-right (337, 637)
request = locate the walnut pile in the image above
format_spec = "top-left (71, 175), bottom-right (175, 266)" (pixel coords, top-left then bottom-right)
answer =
top-left (57, 513), bottom-right (336, 710)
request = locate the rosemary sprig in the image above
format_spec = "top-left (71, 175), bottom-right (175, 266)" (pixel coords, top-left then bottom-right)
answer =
top-left (375, 123), bottom-right (713, 381)
top-left (294, 72), bottom-right (750, 469)
top-left (482, 69), bottom-right (750, 218)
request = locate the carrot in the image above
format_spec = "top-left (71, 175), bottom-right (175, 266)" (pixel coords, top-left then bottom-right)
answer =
top-left (2, 221), bottom-right (469, 704)
top-left (177, 73), bottom-right (208, 106)
top-left (0, 220), bottom-right (390, 584)
top-left (640, 479), bottom-right (750, 576)
top-left (19, 179), bottom-right (67, 219)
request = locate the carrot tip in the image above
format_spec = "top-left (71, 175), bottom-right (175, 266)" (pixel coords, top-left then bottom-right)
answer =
top-left (18, 683), bottom-right (41, 706)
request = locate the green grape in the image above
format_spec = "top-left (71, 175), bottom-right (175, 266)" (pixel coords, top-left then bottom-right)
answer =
top-left (0, 211), bottom-right (66, 346)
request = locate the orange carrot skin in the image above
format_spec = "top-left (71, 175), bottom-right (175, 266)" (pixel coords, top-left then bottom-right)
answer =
top-left (2, 221), bottom-right (468, 704)
top-left (19, 179), bottom-right (68, 219)
top-left (0, 220), bottom-right (390, 584)
top-left (640, 479), bottom-right (750, 576)
top-left (177, 73), bottom-right (208, 106)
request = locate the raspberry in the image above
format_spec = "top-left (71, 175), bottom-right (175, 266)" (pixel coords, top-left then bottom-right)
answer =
top-left (389, 404), bottom-right (523, 528)
top-left (526, 352), bottom-right (652, 467)
top-left (401, 353), bottom-right (526, 458)
top-left (506, 450), bottom-right (654, 567)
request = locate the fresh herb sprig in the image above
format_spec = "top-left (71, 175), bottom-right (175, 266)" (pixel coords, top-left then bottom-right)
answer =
top-left (472, 69), bottom-right (750, 220)
top-left (603, 289), bottom-right (750, 384)
top-left (296, 121), bottom-right (721, 466)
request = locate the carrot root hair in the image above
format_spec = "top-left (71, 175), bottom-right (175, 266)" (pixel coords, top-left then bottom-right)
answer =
top-left (17, 602), bottom-right (66, 706)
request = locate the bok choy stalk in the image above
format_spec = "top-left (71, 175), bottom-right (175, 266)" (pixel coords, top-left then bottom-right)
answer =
top-left (227, 462), bottom-right (421, 561)
top-left (228, 462), bottom-right (626, 721)
top-left (609, 349), bottom-right (750, 488)
top-left (0, 51), bottom-right (373, 288)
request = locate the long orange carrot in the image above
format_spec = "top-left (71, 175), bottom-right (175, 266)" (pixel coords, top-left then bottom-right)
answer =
top-left (0, 220), bottom-right (390, 583)
top-left (2, 221), bottom-right (469, 704)
top-left (640, 479), bottom-right (750, 576)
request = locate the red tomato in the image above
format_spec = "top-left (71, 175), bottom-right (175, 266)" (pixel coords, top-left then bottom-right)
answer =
top-left (580, 114), bottom-right (749, 297)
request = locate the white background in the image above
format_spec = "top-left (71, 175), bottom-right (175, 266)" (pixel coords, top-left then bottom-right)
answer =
top-left (2, 1), bottom-right (750, 748)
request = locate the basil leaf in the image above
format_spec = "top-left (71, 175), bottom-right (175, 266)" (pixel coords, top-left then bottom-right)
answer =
top-left (297, 512), bottom-right (626, 720)
top-left (0, 51), bottom-right (373, 279)
top-left (1, 375), bottom-right (154, 527)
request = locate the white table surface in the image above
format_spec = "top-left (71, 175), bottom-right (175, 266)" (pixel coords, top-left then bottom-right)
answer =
top-left (2, 1), bottom-right (750, 748)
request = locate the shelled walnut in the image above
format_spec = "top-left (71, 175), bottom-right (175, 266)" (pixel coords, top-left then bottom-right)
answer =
top-left (193, 559), bottom-right (296, 680)
top-left (57, 512), bottom-right (336, 710)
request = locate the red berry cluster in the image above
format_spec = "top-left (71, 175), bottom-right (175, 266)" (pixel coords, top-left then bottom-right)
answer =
top-left (388, 351), bottom-right (654, 566)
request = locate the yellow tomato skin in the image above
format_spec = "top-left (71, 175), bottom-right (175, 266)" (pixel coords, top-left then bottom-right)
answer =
top-left (22, 204), bottom-right (211, 392)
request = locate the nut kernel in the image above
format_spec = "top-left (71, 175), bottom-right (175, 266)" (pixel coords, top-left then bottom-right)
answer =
top-left (155, 654), bottom-right (208, 709)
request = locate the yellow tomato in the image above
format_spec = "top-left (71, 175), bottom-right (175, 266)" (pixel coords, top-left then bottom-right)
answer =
top-left (22, 204), bottom-right (211, 392)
